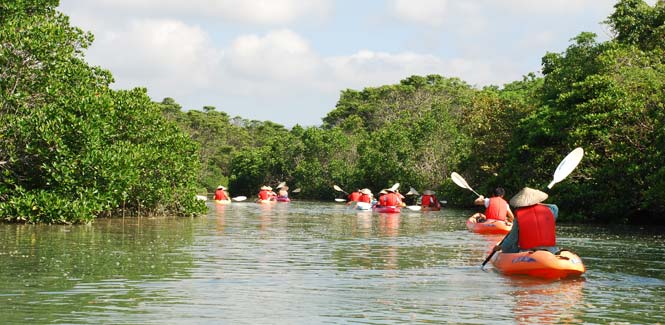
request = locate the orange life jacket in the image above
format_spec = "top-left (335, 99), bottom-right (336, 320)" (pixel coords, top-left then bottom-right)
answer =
top-left (358, 194), bottom-right (372, 203)
top-left (516, 204), bottom-right (556, 250)
top-left (214, 189), bottom-right (228, 201)
top-left (380, 193), bottom-right (401, 206)
top-left (348, 192), bottom-right (362, 202)
top-left (421, 195), bottom-right (440, 207)
top-left (485, 197), bottom-right (508, 221)
top-left (258, 190), bottom-right (271, 200)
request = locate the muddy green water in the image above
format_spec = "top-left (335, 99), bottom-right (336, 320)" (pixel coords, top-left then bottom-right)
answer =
top-left (1, 201), bottom-right (664, 324)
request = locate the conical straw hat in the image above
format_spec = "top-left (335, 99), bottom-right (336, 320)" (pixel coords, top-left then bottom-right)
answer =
top-left (510, 187), bottom-right (548, 208)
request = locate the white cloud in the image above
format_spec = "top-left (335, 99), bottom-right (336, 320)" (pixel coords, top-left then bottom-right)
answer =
top-left (86, 19), bottom-right (221, 97)
top-left (496, 0), bottom-right (614, 14)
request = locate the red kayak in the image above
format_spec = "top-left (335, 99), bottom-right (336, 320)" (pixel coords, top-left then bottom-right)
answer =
top-left (373, 206), bottom-right (401, 213)
top-left (466, 217), bottom-right (512, 235)
top-left (276, 196), bottom-right (290, 202)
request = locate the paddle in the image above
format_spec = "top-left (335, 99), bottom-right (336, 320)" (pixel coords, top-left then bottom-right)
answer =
top-left (333, 185), bottom-right (349, 195)
top-left (405, 205), bottom-right (422, 211)
top-left (480, 147), bottom-right (585, 269)
top-left (451, 172), bottom-right (481, 197)
top-left (292, 188), bottom-right (301, 193)
top-left (231, 196), bottom-right (247, 202)
top-left (334, 198), bottom-right (347, 202)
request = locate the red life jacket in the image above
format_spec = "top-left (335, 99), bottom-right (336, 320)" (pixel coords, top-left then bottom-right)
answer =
top-left (485, 197), bottom-right (508, 221)
top-left (380, 193), bottom-right (401, 206)
top-left (214, 189), bottom-right (228, 201)
top-left (516, 204), bottom-right (556, 250)
top-left (421, 195), bottom-right (440, 207)
top-left (348, 192), bottom-right (362, 202)
top-left (258, 190), bottom-right (271, 200)
top-left (358, 194), bottom-right (372, 203)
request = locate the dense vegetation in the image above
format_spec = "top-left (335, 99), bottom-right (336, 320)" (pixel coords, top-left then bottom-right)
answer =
top-left (1, 0), bottom-right (663, 224)
top-left (0, 1), bottom-right (205, 223)
top-left (169, 0), bottom-right (664, 224)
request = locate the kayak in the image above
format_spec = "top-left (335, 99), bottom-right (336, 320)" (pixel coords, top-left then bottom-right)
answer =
top-left (421, 206), bottom-right (441, 211)
top-left (214, 199), bottom-right (231, 205)
top-left (490, 249), bottom-right (586, 279)
top-left (276, 196), bottom-right (290, 202)
top-left (373, 206), bottom-right (401, 213)
top-left (355, 202), bottom-right (373, 210)
top-left (466, 217), bottom-right (512, 235)
top-left (256, 199), bottom-right (276, 204)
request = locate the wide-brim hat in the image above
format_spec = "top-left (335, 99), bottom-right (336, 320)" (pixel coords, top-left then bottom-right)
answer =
top-left (423, 190), bottom-right (435, 195)
top-left (385, 188), bottom-right (395, 193)
top-left (217, 185), bottom-right (226, 190)
top-left (510, 187), bottom-right (548, 208)
top-left (260, 186), bottom-right (272, 191)
top-left (360, 188), bottom-right (372, 195)
top-left (379, 189), bottom-right (388, 194)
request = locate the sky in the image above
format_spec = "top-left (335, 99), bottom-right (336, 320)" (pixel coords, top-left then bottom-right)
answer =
top-left (57, 0), bottom-right (656, 127)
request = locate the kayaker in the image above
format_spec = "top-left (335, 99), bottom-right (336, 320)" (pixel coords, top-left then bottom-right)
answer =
top-left (347, 189), bottom-right (362, 204)
top-left (358, 188), bottom-right (373, 203)
top-left (378, 188), bottom-right (404, 207)
top-left (257, 186), bottom-right (275, 201)
top-left (496, 187), bottom-right (559, 254)
top-left (214, 185), bottom-right (230, 202)
top-left (277, 185), bottom-right (289, 199)
top-left (471, 187), bottom-right (514, 223)
top-left (420, 190), bottom-right (441, 209)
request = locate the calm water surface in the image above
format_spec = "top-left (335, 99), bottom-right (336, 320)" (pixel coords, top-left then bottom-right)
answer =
top-left (1, 201), bottom-right (664, 324)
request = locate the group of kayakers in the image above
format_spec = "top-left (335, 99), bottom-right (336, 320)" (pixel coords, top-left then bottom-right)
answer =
top-left (257, 184), bottom-right (290, 202)
top-left (344, 187), bottom-right (442, 210)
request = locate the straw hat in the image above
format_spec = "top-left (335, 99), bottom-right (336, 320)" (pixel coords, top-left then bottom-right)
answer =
top-left (510, 187), bottom-right (548, 208)
top-left (360, 188), bottom-right (372, 195)
top-left (379, 189), bottom-right (388, 194)
top-left (260, 185), bottom-right (272, 191)
top-left (217, 185), bottom-right (226, 190)
top-left (423, 190), bottom-right (435, 195)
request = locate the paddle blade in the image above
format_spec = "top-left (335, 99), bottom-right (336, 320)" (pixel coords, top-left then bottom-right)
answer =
top-left (451, 172), bottom-right (470, 189)
top-left (333, 185), bottom-right (345, 192)
top-left (292, 188), bottom-right (301, 193)
top-left (548, 147), bottom-right (584, 189)
top-left (406, 205), bottom-right (422, 211)
top-left (390, 183), bottom-right (400, 191)
top-left (195, 195), bottom-right (207, 201)
top-left (334, 198), bottom-right (347, 202)
top-left (231, 196), bottom-right (247, 202)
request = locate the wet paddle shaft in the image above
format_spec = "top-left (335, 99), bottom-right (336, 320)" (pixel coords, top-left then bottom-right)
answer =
top-left (479, 147), bottom-right (584, 269)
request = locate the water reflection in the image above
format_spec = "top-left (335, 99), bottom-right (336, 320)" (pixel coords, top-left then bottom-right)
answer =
top-left (508, 277), bottom-right (585, 324)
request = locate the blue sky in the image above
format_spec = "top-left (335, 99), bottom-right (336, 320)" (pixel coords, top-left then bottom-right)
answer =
top-left (58, 0), bottom-right (656, 127)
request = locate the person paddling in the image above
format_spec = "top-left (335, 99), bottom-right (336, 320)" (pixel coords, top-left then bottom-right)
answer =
top-left (257, 185), bottom-right (276, 202)
top-left (358, 188), bottom-right (373, 203)
top-left (378, 188), bottom-right (404, 207)
top-left (471, 187), bottom-right (514, 224)
top-left (214, 185), bottom-right (231, 202)
top-left (420, 190), bottom-right (441, 209)
top-left (346, 189), bottom-right (362, 205)
top-left (495, 187), bottom-right (559, 254)
top-left (277, 185), bottom-right (289, 199)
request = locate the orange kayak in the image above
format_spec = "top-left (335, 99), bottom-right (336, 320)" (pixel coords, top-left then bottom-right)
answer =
top-left (490, 250), bottom-right (586, 279)
top-left (214, 199), bottom-right (231, 205)
top-left (466, 217), bottom-right (512, 234)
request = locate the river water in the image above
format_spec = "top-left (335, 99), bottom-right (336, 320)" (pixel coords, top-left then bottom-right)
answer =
top-left (1, 201), bottom-right (663, 324)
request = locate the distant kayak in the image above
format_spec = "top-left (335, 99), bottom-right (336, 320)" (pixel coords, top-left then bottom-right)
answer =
top-left (373, 206), bottom-right (400, 213)
top-left (257, 199), bottom-right (276, 204)
top-left (276, 196), bottom-right (290, 202)
top-left (214, 199), bottom-right (231, 205)
top-left (466, 217), bottom-right (512, 235)
top-left (490, 250), bottom-right (586, 279)
top-left (421, 206), bottom-right (441, 211)
top-left (354, 202), bottom-right (373, 210)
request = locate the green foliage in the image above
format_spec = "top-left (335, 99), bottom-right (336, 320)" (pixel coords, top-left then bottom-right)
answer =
top-left (0, 2), bottom-right (204, 223)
